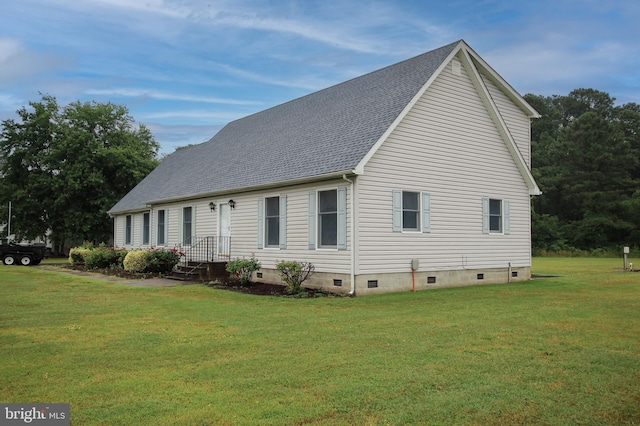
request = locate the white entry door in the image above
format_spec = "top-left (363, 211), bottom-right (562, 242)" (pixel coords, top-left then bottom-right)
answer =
top-left (218, 203), bottom-right (231, 258)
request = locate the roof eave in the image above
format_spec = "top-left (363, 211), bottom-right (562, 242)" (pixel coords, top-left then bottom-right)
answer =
top-left (136, 169), bottom-right (360, 208)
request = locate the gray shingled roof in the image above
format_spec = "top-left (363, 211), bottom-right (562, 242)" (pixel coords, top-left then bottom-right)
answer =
top-left (109, 40), bottom-right (460, 213)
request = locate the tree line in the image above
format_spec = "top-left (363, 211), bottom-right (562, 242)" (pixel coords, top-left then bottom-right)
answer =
top-left (525, 89), bottom-right (640, 251)
top-left (1, 90), bottom-right (638, 253)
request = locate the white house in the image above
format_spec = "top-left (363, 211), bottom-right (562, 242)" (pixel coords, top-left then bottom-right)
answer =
top-left (108, 40), bottom-right (541, 295)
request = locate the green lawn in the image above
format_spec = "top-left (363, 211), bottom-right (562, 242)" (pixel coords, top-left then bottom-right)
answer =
top-left (1, 258), bottom-right (639, 425)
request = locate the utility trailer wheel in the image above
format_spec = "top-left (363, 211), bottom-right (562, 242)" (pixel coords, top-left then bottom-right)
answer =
top-left (3, 254), bottom-right (16, 265)
top-left (20, 256), bottom-right (32, 266)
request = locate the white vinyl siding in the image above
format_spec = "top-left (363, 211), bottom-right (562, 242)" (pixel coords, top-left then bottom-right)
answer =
top-left (240, 181), bottom-right (351, 273)
top-left (357, 53), bottom-right (531, 273)
top-left (480, 71), bottom-right (532, 168)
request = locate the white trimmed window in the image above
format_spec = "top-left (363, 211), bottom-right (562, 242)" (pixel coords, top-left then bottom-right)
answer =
top-left (142, 212), bottom-right (150, 245)
top-left (257, 195), bottom-right (287, 249)
top-left (182, 206), bottom-right (193, 245)
top-left (308, 188), bottom-right (347, 250)
top-left (125, 215), bottom-right (132, 245)
top-left (392, 190), bottom-right (431, 233)
top-left (482, 198), bottom-right (510, 234)
top-left (156, 209), bottom-right (167, 246)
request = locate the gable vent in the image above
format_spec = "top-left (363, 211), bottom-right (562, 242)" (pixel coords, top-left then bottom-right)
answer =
top-left (452, 58), bottom-right (462, 76)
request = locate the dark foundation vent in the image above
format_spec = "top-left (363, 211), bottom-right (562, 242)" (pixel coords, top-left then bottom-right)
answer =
top-left (256, 272), bottom-right (263, 279)
top-left (427, 276), bottom-right (436, 284)
top-left (477, 273), bottom-right (484, 280)
top-left (367, 280), bottom-right (378, 288)
top-left (511, 271), bottom-right (518, 278)
top-left (333, 279), bottom-right (342, 287)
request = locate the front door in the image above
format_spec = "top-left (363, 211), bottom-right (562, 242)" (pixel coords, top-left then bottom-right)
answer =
top-left (218, 203), bottom-right (231, 258)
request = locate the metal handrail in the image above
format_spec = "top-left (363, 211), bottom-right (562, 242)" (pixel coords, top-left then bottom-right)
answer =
top-left (176, 236), bottom-right (231, 264)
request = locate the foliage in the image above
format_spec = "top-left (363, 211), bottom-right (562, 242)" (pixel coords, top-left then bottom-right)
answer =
top-left (84, 246), bottom-right (128, 269)
top-left (68, 247), bottom-right (91, 265)
top-left (0, 95), bottom-right (160, 252)
top-left (68, 245), bottom-right (178, 273)
top-left (275, 260), bottom-right (315, 294)
top-left (145, 248), bottom-right (182, 273)
top-left (225, 254), bottom-right (261, 285)
top-left (525, 89), bottom-right (640, 250)
top-left (123, 250), bottom-right (148, 273)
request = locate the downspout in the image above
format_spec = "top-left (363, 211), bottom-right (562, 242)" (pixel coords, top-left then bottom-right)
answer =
top-left (342, 174), bottom-right (356, 296)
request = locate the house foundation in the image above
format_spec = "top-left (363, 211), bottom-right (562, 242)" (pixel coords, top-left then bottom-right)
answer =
top-left (253, 266), bottom-right (531, 295)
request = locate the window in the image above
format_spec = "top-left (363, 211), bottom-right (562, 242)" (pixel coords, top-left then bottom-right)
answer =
top-left (392, 190), bottom-right (431, 233)
top-left (125, 215), bottom-right (132, 245)
top-left (402, 191), bottom-right (420, 231)
top-left (265, 197), bottom-right (280, 247)
top-left (142, 213), bottom-right (150, 245)
top-left (257, 196), bottom-right (286, 249)
top-left (183, 206), bottom-right (193, 245)
top-left (308, 188), bottom-right (347, 250)
top-left (482, 198), bottom-right (510, 234)
top-left (319, 189), bottom-right (338, 247)
top-left (157, 210), bottom-right (166, 245)
top-left (489, 199), bottom-right (502, 232)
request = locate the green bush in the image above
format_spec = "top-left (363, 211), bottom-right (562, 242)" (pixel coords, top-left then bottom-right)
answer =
top-left (146, 248), bottom-right (182, 273)
top-left (276, 260), bottom-right (315, 294)
top-left (68, 247), bottom-right (92, 265)
top-left (226, 255), bottom-right (261, 285)
top-left (85, 247), bottom-right (128, 269)
top-left (123, 250), bottom-right (148, 273)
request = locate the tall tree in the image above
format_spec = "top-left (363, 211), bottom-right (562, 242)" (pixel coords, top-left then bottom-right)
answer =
top-left (0, 95), bottom-right (159, 250)
top-left (526, 89), bottom-right (640, 250)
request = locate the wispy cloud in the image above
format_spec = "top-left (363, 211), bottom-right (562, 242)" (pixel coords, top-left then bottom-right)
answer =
top-left (141, 110), bottom-right (246, 121)
top-left (85, 88), bottom-right (262, 106)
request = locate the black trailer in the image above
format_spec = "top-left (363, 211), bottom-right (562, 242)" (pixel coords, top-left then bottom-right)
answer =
top-left (0, 243), bottom-right (48, 266)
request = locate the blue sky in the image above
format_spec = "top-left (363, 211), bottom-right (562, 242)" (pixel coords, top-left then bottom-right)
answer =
top-left (1, 0), bottom-right (638, 154)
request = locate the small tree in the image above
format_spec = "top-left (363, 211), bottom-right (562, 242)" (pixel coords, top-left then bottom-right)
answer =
top-left (276, 260), bottom-right (315, 294)
top-left (226, 255), bottom-right (261, 285)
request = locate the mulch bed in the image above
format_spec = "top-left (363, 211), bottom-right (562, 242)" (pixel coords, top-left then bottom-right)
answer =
top-left (204, 281), bottom-right (341, 298)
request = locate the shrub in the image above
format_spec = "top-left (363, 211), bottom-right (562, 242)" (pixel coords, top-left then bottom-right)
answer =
top-left (68, 247), bottom-right (92, 265)
top-left (276, 260), bottom-right (315, 294)
top-left (146, 248), bottom-right (182, 273)
top-left (85, 247), bottom-right (128, 269)
top-left (226, 255), bottom-right (261, 285)
top-left (123, 250), bottom-right (148, 273)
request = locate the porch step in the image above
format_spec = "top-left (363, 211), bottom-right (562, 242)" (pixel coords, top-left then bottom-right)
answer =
top-left (168, 261), bottom-right (229, 282)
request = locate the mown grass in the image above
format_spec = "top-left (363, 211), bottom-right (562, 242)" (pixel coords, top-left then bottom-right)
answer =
top-left (1, 258), bottom-right (639, 425)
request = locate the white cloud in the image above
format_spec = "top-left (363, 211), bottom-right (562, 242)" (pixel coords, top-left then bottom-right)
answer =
top-left (85, 88), bottom-right (262, 105)
top-left (0, 38), bottom-right (66, 84)
top-left (141, 109), bottom-right (245, 121)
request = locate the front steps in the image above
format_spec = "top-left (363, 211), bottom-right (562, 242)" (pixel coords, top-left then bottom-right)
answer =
top-left (167, 261), bottom-right (229, 282)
